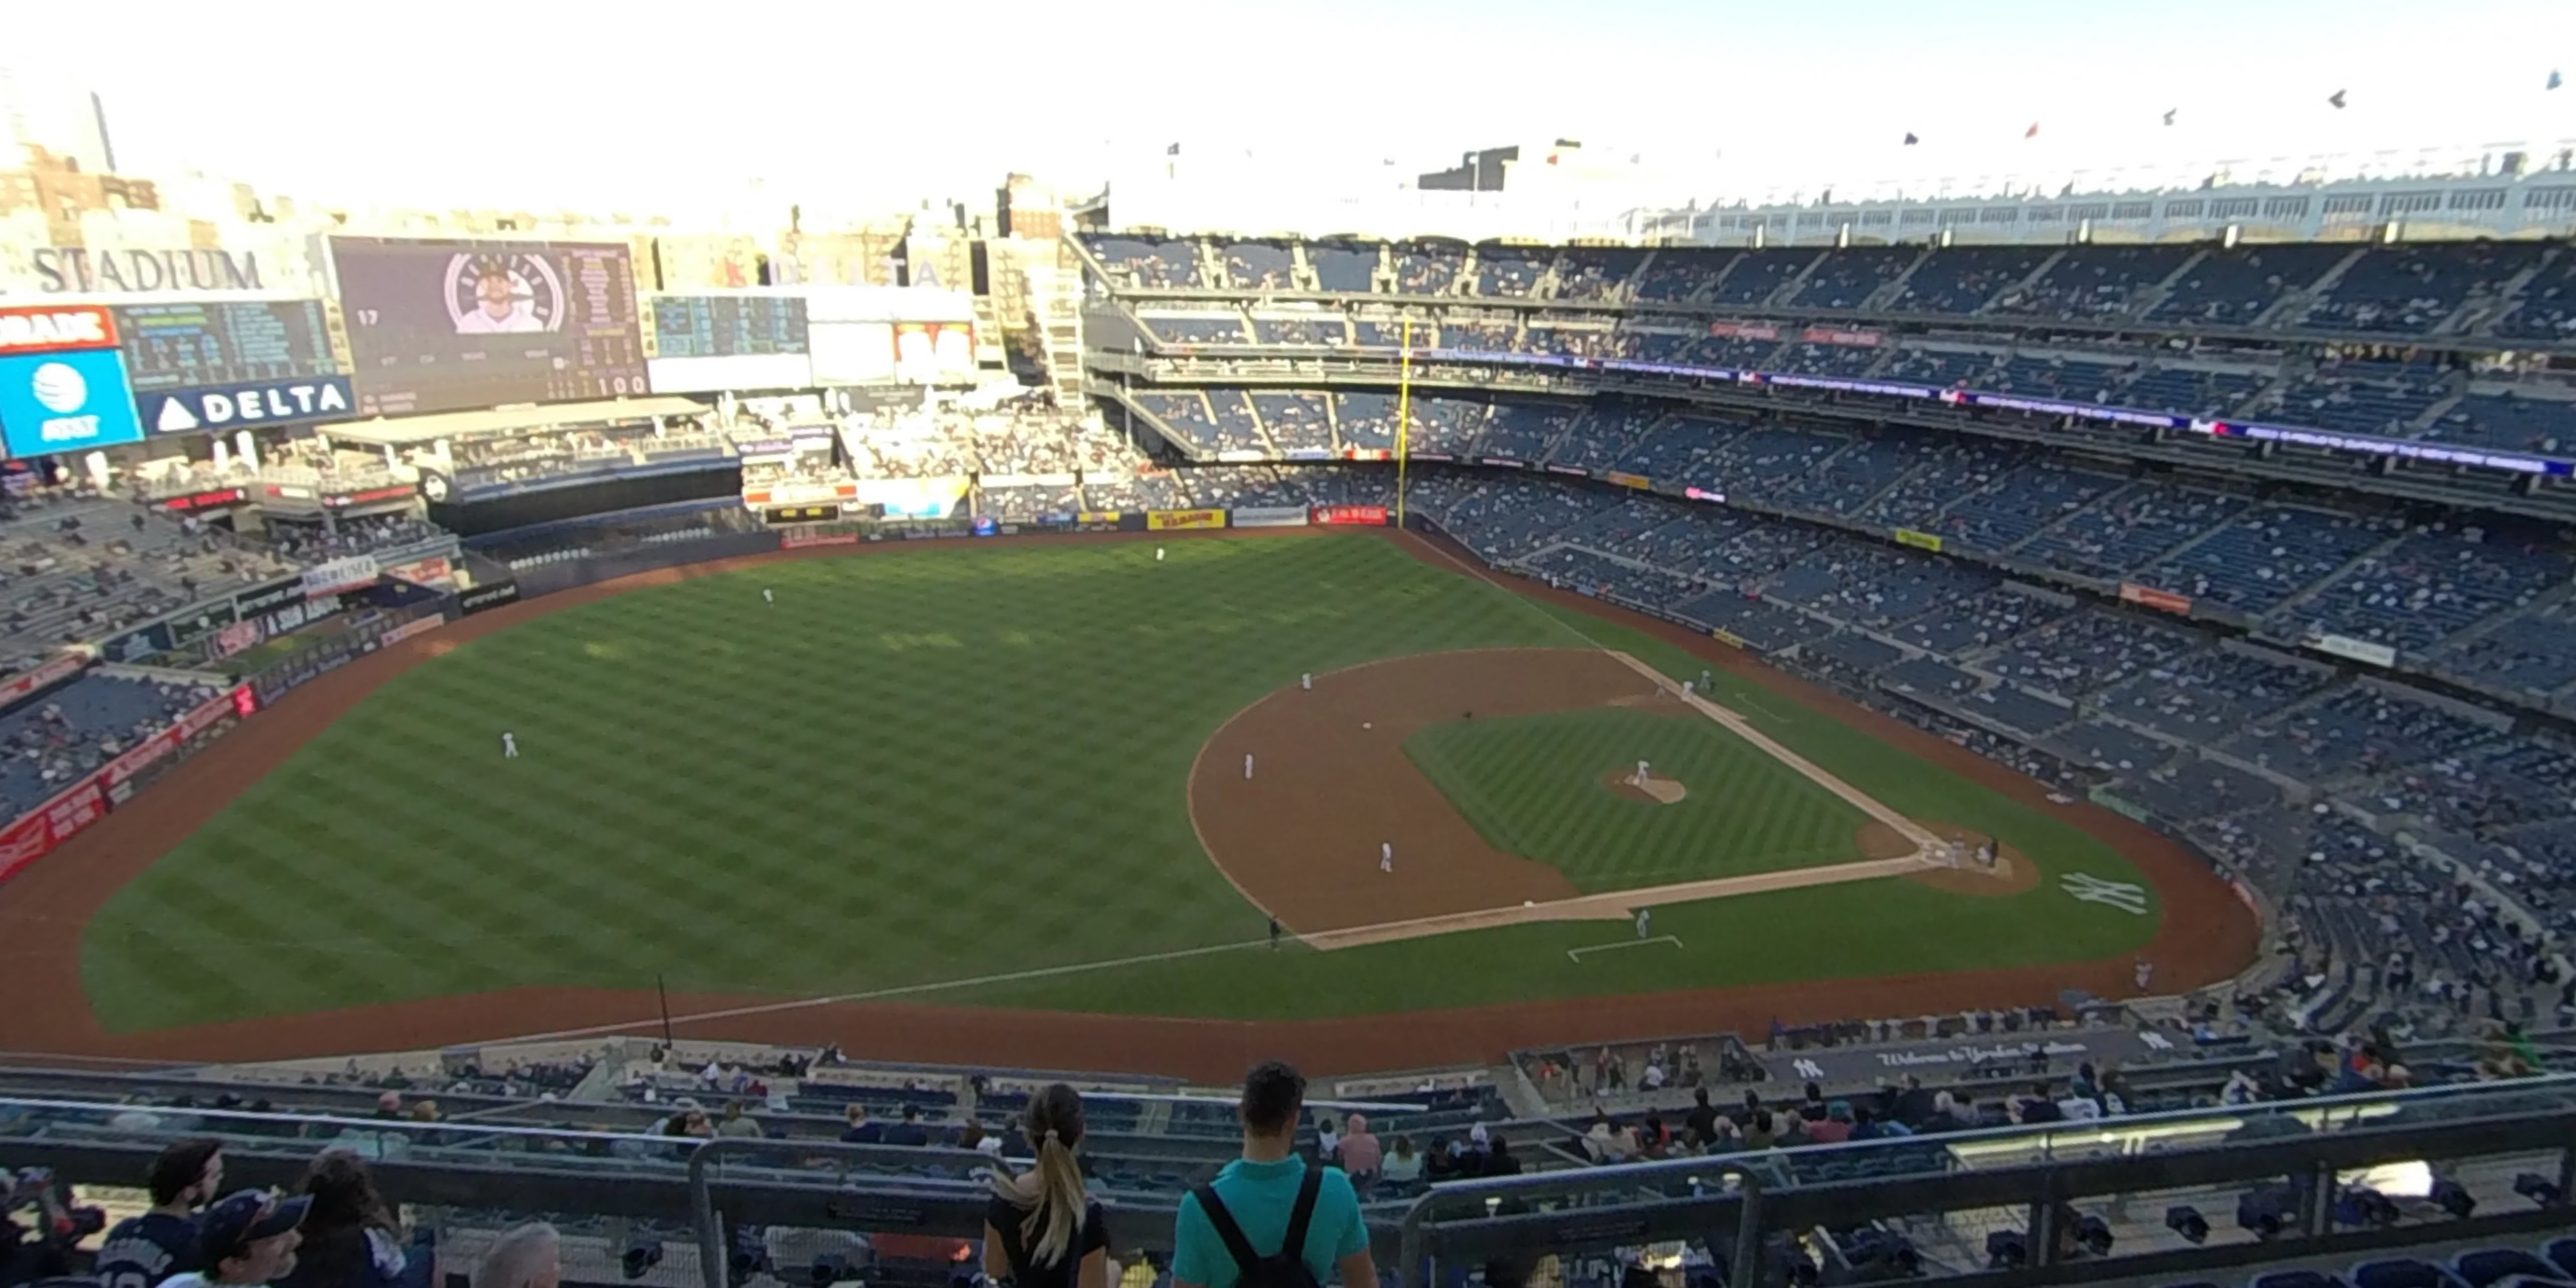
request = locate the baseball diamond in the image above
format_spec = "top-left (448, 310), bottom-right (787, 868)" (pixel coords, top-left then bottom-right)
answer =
top-left (0, 527), bottom-right (2256, 1078)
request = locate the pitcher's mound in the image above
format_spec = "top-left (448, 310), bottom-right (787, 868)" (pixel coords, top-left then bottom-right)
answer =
top-left (1603, 770), bottom-right (1688, 805)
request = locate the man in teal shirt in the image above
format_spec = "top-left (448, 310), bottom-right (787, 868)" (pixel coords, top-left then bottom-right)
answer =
top-left (1173, 1062), bottom-right (1377, 1288)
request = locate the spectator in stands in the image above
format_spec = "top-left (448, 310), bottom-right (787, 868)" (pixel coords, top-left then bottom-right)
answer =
top-left (1379, 1137), bottom-right (1423, 1186)
top-left (982, 1084), bottom-right (1110, 1288)
top-left (1481, 1135), bottom-right (1521, 1177)
top-left (1743, 1110), bottom-right (1777, 1151)
top-left (1338, 1115), bottom-right (1382, 1188)
top-left (1683, 1088), bottom-right (1720, 1147)
top-left (1890, 1076), bottom-right (1935, 1127)
top-left (278, 1150), bottom-right (431, 1288)
top-left (716, 1100), bottom-right (763, 1139)
top-left (886, 1105), bottom-right (931, 1147)
top-left (1172, 1061), bottom-right (1375, 1288)
top-left (1806, 1103), bottom-right (1853, 1145)
top-left (840, 1105), bottom-right (880, 1143)
top-left (2015, 1084), bottom-right (2066, 1125)
top-left (1849, 1107), bottom-right (1911, 1141)
top-left (1917, 1093), bottom-right (1969, 1134)
top-left (94, 1137), bottom-right (224, 1288)
top-left (369, 1094), bottom-right (401, 1122)
top-left (159, 1190), bottom-right (310, 1288)
top-left (469, 1224), bottom-right (558, 1288)
top-left (1797, 1082), bottom-right (1829, 1122)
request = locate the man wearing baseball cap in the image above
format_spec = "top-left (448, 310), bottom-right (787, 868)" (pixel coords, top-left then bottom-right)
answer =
top-left (159, 1190), bottom-right (311, 1288)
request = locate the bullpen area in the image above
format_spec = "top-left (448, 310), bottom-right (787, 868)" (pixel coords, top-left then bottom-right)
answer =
top-left (0, 530), bottom-right (2256, 1078)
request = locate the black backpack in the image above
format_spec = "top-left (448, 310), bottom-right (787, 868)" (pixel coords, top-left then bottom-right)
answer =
top-left (1192, 1163), bottom-right (1325, 1288)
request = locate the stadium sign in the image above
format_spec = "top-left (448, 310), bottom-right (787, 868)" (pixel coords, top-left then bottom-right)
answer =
top-left (0, 305), bottom-right (143, 458)
top-left (28, 247), bottom-right (264, 295)
top-left (460, 580), bottom-right (521, 615)
top-left (140, 376), bottom-right (354, 435)
top-left (0, 305), bottom-right (116, 353)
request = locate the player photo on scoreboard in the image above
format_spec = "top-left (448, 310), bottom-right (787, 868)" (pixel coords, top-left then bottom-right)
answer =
top-left (447, 252), bottom-right (564, 335)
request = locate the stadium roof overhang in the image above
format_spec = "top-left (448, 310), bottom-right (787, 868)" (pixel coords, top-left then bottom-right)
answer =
top-left (316, 395), bottom-right (710, 446)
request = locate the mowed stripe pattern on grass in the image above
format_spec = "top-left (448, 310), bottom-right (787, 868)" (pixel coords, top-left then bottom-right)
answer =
top-left (1403, 709), bottom-right (1868, 892)
top-left (79, 536), bottom-right (1576, 1031)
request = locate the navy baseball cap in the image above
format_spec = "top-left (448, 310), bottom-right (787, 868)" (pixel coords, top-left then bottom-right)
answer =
top-left (198, 1189), bottom-right (311, 1263)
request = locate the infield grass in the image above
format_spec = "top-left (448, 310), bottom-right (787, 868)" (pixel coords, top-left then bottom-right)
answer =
top-left (81, 533), bottom-right (2161, 1031)
top-left (1404, 708), bottom-right (1867, 891)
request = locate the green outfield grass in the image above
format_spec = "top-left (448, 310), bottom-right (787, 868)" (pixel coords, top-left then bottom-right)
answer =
top-left (1404, 708), bottom-right (1867, 891)
top-left (81, 534), bottom-right (2163, 1031)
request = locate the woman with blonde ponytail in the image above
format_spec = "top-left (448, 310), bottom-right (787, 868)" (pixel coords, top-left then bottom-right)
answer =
top-left (982, 1084), bottom-right (1110, 1288)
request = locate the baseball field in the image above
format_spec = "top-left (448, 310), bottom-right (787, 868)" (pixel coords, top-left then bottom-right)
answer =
top-left (0, 529), bottom-right (2258, 1078)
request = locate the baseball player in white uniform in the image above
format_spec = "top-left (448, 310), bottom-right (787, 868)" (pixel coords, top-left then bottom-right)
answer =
top-left (1634, 759), bottom-right (1650, 787)
top-left (1156, 547), bottom-right (1165, 562)
top-left (502, 732), bottom-right (518, 759)
top-left (1380, 842), bottom-right (1393, 874)
top-left (1301, 672), bottom-right (1312, 691)
top-left (1682, 680), bottom-right (1694, 697)
top-left (1244, 753), bottom-right (1255, 780)
top-left (1635, 908), bottom-right (1652, 939)
top-left (764, 587), bottom-right (774, 604)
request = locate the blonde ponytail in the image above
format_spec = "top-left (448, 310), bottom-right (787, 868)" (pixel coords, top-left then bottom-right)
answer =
top-left (988, 1084), bottom-right (1090, 1270)
top-left (1022, 1131), bottom-right (1086, 1266)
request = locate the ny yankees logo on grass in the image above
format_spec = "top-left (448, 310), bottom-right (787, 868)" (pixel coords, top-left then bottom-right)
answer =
top-left (2059, 873), bottom-right (2150, 915)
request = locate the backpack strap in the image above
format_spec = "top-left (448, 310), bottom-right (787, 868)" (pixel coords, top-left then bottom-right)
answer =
top-left (1191, 1184), bottom-right (1266, 1279)
top-left (1281, 1162), bottom-right (1326, 1264)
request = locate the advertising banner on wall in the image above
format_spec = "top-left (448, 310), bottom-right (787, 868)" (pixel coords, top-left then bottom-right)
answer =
top-left (0, 304), bottom-right (144, 458)
top-left (138, 376), bottom-right (354, 436)
top-left (300, 555), bottom-right (380, 599)
top-left (1146, 508), bottom-right (1227, 531)
top-left (892, 322), bottom-right (976, 383)
top-left (460, 580), bottom-right (522, 615)
top-left (1230, 505), bottom-right (1310, 528)
top-left (1310, 505), bottom-right (1390, 526)
top-left (850, 477), bottom-right (966, 520)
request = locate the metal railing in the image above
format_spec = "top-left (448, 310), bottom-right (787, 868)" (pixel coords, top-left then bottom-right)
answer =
top-left (14, 1075), bottom-right (2576, 1288)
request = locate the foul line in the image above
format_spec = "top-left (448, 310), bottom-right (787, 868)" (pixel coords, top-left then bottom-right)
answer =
top-left (1568, 935), bottom-right (1685, 962)
top-left (476, 936), bottom-right (1285, 1048)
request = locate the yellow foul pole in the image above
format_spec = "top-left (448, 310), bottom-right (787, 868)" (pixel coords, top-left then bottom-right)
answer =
top-left (1395, 315), bottom-right (1414, 528)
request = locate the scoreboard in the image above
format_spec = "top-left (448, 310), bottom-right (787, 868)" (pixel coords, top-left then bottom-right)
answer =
top-left (329, 237), bottom-right (650, 417)
top-left (115, 301), bottom-right (341, 392)
top-left (652, 296), bottom-right (809, 358)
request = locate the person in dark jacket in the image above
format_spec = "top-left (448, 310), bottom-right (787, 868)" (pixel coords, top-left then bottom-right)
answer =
top-left (274, 1151), bottom-right (432, 1288)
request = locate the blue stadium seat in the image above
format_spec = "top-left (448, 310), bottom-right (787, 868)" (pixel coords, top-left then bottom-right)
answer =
top-left (2251, 1272), bottom-right (2350, 1288)
top-left (2353, 1259), bottom-right (2468, 1288)
top-left (2453, 1249), bottom-right (2571, 1288)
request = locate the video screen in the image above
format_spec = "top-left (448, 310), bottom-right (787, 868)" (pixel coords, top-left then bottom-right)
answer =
top-left (330, 237), bottom-right (649, 416)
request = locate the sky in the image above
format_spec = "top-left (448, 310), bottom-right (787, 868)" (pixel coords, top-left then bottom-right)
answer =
top-left (10, 0), bottom-right (2576, 220)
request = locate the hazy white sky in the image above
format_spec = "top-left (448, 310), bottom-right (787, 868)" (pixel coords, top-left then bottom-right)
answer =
top-left (15, 0), bottom-right (2576, 216)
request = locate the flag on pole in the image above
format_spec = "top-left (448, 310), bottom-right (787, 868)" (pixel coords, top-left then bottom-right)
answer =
top-left (2025, 122), bottom-right (2040, 139)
